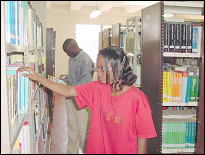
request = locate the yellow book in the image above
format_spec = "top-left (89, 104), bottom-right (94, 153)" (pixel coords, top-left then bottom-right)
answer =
top-left (167, 71), bottom-right (173, 102)
top-left (163, 71), bottom-right (168, 102)
top-left (172, 72), bottom-right (177, 102)
top-left (177, 73), bottom-right (182, 102)
top-left (13, 139), bottom-right (20, 149)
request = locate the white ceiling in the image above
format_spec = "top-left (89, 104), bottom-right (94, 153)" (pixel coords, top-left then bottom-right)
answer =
top-left (46, 1), bottom-right (160, 14)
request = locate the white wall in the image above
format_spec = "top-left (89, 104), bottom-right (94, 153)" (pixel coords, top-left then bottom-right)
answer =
top-left (46, 5), bottom-right (141, 78)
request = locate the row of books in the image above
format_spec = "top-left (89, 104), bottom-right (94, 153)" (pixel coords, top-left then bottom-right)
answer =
top-left (162, 118), bottom-right (196, 149)
top-left (7, 64), bottom-right (29, 125)
top-left (32, 88), bottom-right (48, 141)
top-left (163, 70), bottom-right (199, 103)
top-left (5, 1), bottom-right (42, 46)
top-left (32, 99), bottom-right (49, 154)
top-left (164, 22), bottom-right (202, 53)
top-left (13, 121), bottom-right (30, 154)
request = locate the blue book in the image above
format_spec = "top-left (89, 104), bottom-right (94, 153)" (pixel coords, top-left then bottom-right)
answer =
top-left (20, 72), bottom-right (24, 114)
top-left (5, 1), bottom-right (11, 43)
top-left (22, 1), bottom-right (28, 45)
top-left (185, 77), bottom-right (191, 103)
top-left (24, 71), bottom-right (29, 113)
top-left (12, 1), bottom-right (15, 44)
top-left (192, 122), bottom-right (196, 148)
top-left (15, 1), bottom-right (19, 45)
top-left (13, 1), bottom-right (16, 44)
top-left (19, 71), bottom-right (29, 114)
top-left (9, 1), bottom-right (12, 43)
top-left (192, 25), bottom-right (202, 53)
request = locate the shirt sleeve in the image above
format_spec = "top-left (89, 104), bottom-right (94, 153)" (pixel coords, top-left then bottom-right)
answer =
top-left (76, 58), bottom-right (94, 85)
top-left (135, 93), bottom-right (157, 139)
top-left (74, 81), bottom-right (95, 110)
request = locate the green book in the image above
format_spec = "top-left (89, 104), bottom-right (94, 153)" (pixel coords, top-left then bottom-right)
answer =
top-left (189, 76), bottom-right (199, 102)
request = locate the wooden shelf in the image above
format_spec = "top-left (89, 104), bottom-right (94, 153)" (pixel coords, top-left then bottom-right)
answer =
top-left (162, 148), bottom-right (195, 154)
top-left (163, 102), bottom-right (198, 106)
top-left (163, 52), bottom-right (201, 58)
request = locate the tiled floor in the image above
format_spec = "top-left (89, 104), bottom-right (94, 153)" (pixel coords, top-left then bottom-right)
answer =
top-left (50, 94), bottom-right (68, 154)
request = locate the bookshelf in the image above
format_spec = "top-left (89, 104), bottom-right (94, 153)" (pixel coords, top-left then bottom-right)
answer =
top-left (125, 16), bottom-right (141, 88)
top-left (141, 1), bottom-right (204, 154)
top-left (46, 28), bottom-right (56, 123)
top-left (102, 28), bottom-right (111, 48)
top-left (1, 1), bottom-right (51, 154)
top-left (111, 23), bottom-right (126, 50)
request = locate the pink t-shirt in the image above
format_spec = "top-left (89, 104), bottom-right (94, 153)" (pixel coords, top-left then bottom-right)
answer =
top-left (74, 81), bottom-right (157, 154)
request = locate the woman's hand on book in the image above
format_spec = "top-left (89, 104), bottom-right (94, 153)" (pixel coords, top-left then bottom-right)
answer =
top-left (18, 66), bottom-right (40, 81)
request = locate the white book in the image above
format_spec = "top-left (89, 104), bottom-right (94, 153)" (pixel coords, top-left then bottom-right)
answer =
top-left (181, 77), bottom-right (188, 103)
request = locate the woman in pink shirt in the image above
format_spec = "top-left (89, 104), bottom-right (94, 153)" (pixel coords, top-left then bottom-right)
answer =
top-left (19, 46), bottom-right (157, 154)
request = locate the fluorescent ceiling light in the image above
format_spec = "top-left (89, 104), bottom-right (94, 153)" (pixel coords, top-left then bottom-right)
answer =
top-left (89, 9), bottom-right (101, 18)
top-left (123, 1), bottom-right (159, 6)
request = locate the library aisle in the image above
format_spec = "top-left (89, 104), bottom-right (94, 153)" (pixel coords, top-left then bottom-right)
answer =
top-left (50, 94), bottom-right (67, 154)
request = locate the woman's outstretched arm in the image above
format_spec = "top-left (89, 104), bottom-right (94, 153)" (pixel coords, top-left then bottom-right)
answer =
top-left (18, 66), bottom-right (77, 97)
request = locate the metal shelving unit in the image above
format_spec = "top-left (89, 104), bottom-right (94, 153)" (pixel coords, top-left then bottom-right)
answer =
top-left (1, 1), bottom-right (50, 154)
top-left (125, 16), bottom-right (142, 88)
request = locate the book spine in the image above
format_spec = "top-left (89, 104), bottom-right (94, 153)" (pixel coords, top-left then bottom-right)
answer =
top-left (167, 71), bottom-right (173, 102)
top-left (163, 71), bottom-right (168, 102)
top-left (10, 1), bottom-right (13, 44)
top-left (192, 122), bottom-right (196, 148)
top-left (164, 23), bottom-right (169, 52)
top-left (172, 72), bottom-right (177, 102)
top-left (167, 122), bottom-right (171, 148)
top-left (175, 24), bottom-right (181, 52)
top-left (187, 24), bottom-right (192, 53)
top-left (5, 1), bottom-right (11, 44)
top-left (24, 72), bottom-right (29, 113)
top-left (13, 1), bottom-right (16, 44)
top-left (181, 24), bottom-right (187, 53)
top-left (177, 73), bottom-right (182, 102)
top-left (20, 72), bottom-right (25, 114)
top-left (169, 24), bottom-right (175, 52)
top-left (185, 122), bottom-right (189, 148)
top-left (185, 77), bottom-right (191, 103)
top-left (182, 122), bottom-right (186, 148)
top-left (192, 26), bottom-right (202, 53)
top-left (162, 122), bottom-right (165, 148)
top-left (181, 77), bottom-right (188, 103)
top-left (192, 76), bottom-right (199, 102)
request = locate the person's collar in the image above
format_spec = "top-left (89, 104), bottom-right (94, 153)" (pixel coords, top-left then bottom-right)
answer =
top-left (72, 49), bottom-right (84, 60)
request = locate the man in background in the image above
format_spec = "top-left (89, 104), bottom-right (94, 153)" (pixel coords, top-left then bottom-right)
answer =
top-left (62, 39), bottom-right (94, 154)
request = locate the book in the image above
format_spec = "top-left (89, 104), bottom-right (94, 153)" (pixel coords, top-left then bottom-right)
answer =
top-left (192, 24), bottom-right (202, 54)
top-left (164, 23), bottom-right (169, 52)
top-left (185, 77), bottom-right (191, 103)
top-left (169, 23), bottom-right (175, 52)
top-left (188, 76), bottom-right (199, 102)
top-left (176, 72), bottom-right (182, 102)
top-left (171, 72), bottom-right (177, 102)
top-left (18, 121), bottom-right (30, 153)
top-left (163, 71), bottom-right (168, 102)
top-left (175, 24), bottom-right (181, 52)
top-left (181, 77), bottom-right (188, 103)
top-left (181, 24), bottom-right (187, 53)
top-left (186, 24), bottom-right (192, 53)
top-left (162, 118), bottom-right (196, 149)
top-left (167, 71), bottom-right (173, 102)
